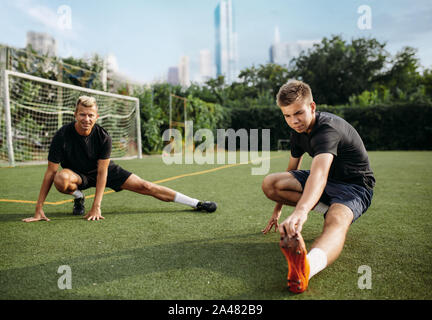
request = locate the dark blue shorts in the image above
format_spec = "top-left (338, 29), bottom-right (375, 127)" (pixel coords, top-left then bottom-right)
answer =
top-left (290, 170), bottom-right (373, 222)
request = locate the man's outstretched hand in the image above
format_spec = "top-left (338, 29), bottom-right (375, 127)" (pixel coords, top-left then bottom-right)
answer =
top-left (279, 210), bottom-right (308, 238)
top-left (84, 207), bottom-right (105, 221)
top-left (262, 204), bottom-right (282, 234)
top-left (22, 208), bottom-right (50, 222)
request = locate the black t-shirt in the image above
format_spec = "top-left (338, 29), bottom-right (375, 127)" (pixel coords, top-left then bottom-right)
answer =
top-left (48, 122), bottom-right (113, 174)
top-left (290, 111), bottom-right (375, 189)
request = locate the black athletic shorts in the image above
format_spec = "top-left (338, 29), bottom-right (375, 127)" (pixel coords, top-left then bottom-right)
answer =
top-left (74, 163), bottom-right (132, 192)
top-left (289, 170), bottom-right (374, 222)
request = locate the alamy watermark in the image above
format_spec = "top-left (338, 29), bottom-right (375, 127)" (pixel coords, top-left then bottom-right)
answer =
top-left (57, 265), bottom-right (72, 290)
top-left (357, 5), bottom-right (372, 30)
top-left (161, 121), bottom-right (271, 175)
top-left (57, 5), bottom-right (72, 30)
top-left (357, 265), bottom-right (372, 289)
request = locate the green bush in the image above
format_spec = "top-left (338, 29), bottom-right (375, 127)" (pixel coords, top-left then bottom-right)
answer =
top-left (228, 103), bottom-right (432, 151)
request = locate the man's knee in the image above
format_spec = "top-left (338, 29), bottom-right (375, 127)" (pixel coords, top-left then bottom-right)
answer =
top-left (135, 179), bottom-right (156, 195)
top-left (262, 172), bottom-right (300, 201)
top-left (54, 171), bottom-right (71, 192)
top-left (262, 172), bottom-right (299, 193)
top-left (324, 203), bottom-right (354, 229)
top-left (262, 174), bottom-right (277, 199)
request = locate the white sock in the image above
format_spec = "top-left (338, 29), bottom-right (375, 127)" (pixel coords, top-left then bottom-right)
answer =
top-left (72, 190), bottom-right (84, 199)
top-left (174, 192), bottom-right (199, 208)
top-left (307, 248), bottom-right (328, 280)
top-left (313, 201), bottom-right (329, 214)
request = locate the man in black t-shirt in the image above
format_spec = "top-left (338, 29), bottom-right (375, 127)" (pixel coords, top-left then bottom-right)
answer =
top-left (22, 96), bottom-right (216, 223)
top-left (261, 80), bottom-right (375, 293)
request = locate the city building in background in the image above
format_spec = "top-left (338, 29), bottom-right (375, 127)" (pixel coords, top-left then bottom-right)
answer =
top-left (167, 66), bottom-right (180, 85)
top-left (269, 26), bottom-right (318, 67)
top-left (199, 49), bottom-right (213, 83)
top-left (214, 0), bottom-right (238, 84)
top-left (26, 31), bottom-right (57, 56)
top-left (178, 55), bottom-right (190, 88)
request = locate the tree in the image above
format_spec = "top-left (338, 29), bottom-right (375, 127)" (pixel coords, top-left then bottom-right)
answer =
top-left (376, 46), bottom-right (421, 97)
top-left (290, 35), bottom-right (388, 105)
top-left (203, 75), bottom-right (227, 105)
top-left (421, 68), bottom-right (432, 97)
top-left (234, 63), bottom-right (291, 100)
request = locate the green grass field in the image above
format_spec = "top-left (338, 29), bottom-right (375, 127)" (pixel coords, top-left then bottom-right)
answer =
top-left (0, 151), bottom-right (431, 300)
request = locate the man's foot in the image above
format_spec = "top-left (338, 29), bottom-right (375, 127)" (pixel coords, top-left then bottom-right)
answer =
top-left (279, 232), bottom-right (310, 293)
top-left (196, 201), bottom-right (217, 213)
top-left (73, 195), bottom-right (85, 215)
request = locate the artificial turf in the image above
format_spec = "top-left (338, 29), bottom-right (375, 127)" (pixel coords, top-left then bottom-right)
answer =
top-left (0, 151), bottom-right (431, 300)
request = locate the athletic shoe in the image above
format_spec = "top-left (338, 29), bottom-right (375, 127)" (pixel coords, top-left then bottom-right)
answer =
top-left (279, 232), bottom-right (310, 293)
top-left (196, 201), bottom-right (217, 213)
top-left (73, 196), bottom-right (85, 215)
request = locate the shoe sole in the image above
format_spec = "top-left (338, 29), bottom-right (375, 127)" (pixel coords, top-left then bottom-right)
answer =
top-left (279, 232), bottom-right (310, 293)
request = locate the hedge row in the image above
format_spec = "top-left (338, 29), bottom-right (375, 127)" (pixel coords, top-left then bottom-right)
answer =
top-left (228, 104), bottom-right (432, 151)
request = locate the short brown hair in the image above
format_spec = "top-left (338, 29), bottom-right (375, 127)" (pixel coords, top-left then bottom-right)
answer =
top-left (75, 96), bottom-right (97, 111)
top-left (276, 80), bottom-right (313, 107)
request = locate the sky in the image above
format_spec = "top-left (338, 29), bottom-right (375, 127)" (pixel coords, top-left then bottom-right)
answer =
top-left (1, 0), bottom-right (431, 84)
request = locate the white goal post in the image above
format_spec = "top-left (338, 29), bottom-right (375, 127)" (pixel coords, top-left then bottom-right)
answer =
top-left (1, 70), bottom-right (142, 167)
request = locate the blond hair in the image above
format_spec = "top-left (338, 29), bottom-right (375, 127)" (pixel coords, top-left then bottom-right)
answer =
top-left (75, 96), bottom-right (97, 111)
top-left (276, 80), bottom-right (313, 107)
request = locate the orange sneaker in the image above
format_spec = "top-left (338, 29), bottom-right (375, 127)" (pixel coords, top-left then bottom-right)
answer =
top-left (279, 232), bottom-right (310, 293)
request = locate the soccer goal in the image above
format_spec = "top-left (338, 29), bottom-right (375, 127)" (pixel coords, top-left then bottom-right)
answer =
top-left (277, 139), bottom-right (290, 151)
top-left (1, 70), bottom-right (142, 167)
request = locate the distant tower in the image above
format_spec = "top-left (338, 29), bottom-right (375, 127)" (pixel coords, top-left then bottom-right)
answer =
top-left (215, 0), bottom-right (238, 84)
top-left (199, 49), bottom-right (213, 83)
top-left (269, 26), bottom-right (285, 65)
top-left (26, 31), bottom-right (57, 56)
top-left (178, 56), bottom-right (190, 88)
top-left (167, 67), bottom-right (179, 85)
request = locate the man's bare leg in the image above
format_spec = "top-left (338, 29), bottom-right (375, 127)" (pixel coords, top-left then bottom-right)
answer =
top-left (262, 172), bottom-right (328, 213)
top-left (309, 203), bottom-right (353, 267)
top-left (264, 172), bottom-right (354, 291)
top-left (53, 169), bottom-right (82, 195)
top-left (261, 172), bottom-right (303, 206)
top-left (120, 174), bottom-right (217, 212)
top-left (120, 174), bottom-right (176, 202)
top-left (281, 203), bottom-right (354, 292)
top-left (53, 169), bottom-right (85, 215)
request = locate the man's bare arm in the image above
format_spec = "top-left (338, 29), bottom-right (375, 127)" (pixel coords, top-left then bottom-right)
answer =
top-left (287, 155), bottom-right (303, 172)
top-left (22, 161), bottom-right (59, 222)
top-left (84, 159), bottom-right (110, 221)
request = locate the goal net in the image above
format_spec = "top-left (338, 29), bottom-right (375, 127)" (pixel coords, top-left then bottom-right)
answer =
top-left (1, 70), bottom-right (142, 166)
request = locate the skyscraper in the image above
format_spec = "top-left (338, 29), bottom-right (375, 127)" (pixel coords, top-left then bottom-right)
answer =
top-left (199, 49), bottom-right (213, 83)
top-left (215, 0), bottom-right (238, 84)
top-left (167, 67), bottom-right (179, 85)
top-left (178, 56), bottom-right (190, 88)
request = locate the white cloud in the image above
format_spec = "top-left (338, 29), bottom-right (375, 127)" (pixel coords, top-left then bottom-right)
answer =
top-left (13, 0), bottom-right (78, 38)
top-left (27, 5), bottom-right (59, 30)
